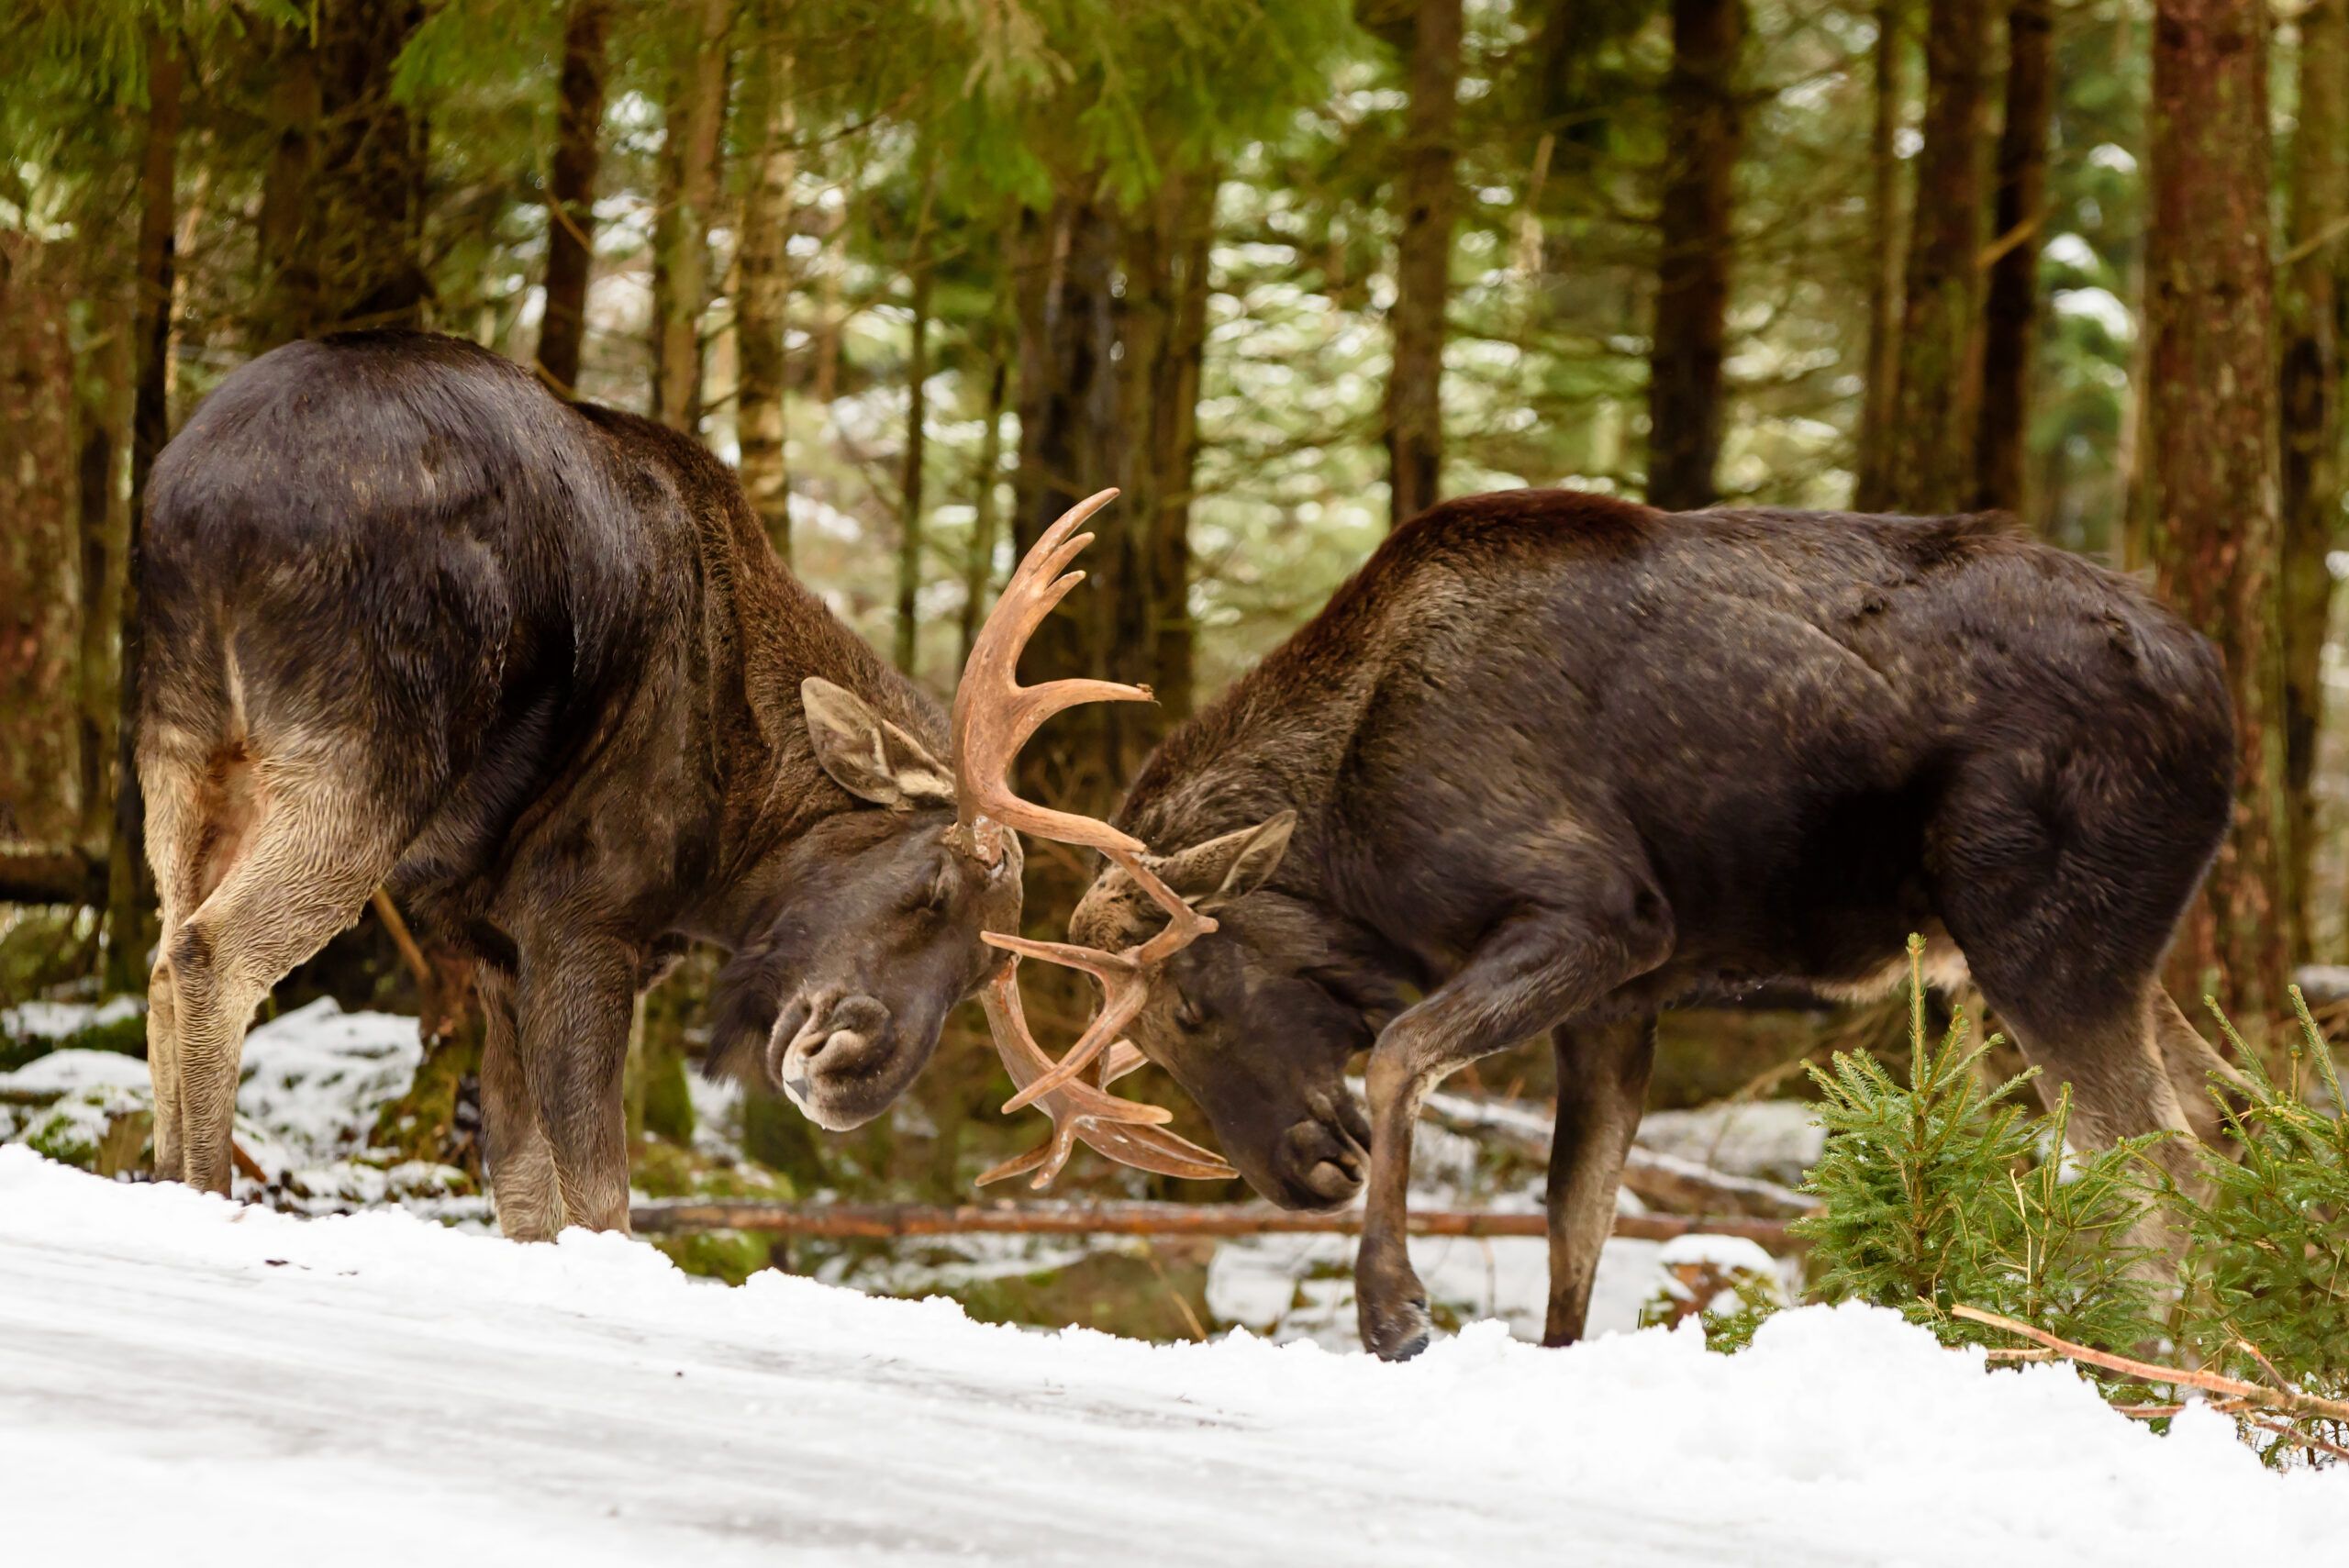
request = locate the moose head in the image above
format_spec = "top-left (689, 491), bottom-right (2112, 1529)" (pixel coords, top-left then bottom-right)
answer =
top-left (710, 490), bottom-right (1236, 1185)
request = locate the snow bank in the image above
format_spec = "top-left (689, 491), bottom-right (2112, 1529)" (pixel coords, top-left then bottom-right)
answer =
top-left (3, 1149), bottom-right (2341, 1567)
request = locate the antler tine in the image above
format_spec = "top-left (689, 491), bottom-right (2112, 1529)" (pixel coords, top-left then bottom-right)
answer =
top-left (953, 487), bottom-right (1238, 1188)
top-left (985, 844), bottom-right (1216, 1112)
top-left (951, 488), bottom-right (1154, 858)
top-left (974, 966), bottom-right (1234, 1188)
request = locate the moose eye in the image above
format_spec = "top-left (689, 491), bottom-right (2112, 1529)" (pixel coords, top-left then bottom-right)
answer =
top-left (1174, 992), bottom-right (1204, 1032)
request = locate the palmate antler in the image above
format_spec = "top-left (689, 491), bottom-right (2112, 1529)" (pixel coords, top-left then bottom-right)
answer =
top-left (952, 488), bottom-right (1236, 1189)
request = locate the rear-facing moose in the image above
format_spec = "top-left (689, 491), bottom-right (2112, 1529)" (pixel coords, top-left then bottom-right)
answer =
top-left (990, 487), bottom-right (2245, 1361)
top-left (135, 332), bottom-right (1218, 1236)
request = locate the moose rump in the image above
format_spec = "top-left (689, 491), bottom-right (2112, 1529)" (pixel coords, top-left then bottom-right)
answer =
top-left (136, 334), bottom-right (669, 1197)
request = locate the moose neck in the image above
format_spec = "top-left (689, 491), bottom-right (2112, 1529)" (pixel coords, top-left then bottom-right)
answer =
top-left (640, 422), bottom-right (951, 945)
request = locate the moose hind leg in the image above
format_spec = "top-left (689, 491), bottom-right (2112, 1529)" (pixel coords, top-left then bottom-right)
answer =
top-left (162, 770), bottom-right (403, 1194)
top-left (516, 938), bottom-right (640, 1234)
top-left (2151, 986), bottom-right (2252, 1146)
top-left (1543, 1014), bottom-right (1656, 1347)
top-left (479, 966), bottom-right (565, 1240)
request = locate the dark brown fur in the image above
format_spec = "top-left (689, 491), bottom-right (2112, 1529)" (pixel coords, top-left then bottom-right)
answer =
top-left (1073, 487), bottom-right (2242, 1358)
top-left (138, 331), bottom-right (1017, 1233)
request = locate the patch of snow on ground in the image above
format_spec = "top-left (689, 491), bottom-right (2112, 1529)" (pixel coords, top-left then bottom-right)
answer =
top-left (0, 997), bottom-right (484, 1220)
top-left (1638, 1098), bottom-right (1827, 1184)
top-left (0, 994), bottom-right (143, 1040)
top-left (3, 1148), bottom-right (2342, 1567)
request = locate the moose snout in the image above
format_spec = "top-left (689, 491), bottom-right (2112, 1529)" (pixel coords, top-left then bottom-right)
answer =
top-left (772, 993), bottom-right (895, 1126)
top-left (1275, 1113), bottom-right (1368, 1209)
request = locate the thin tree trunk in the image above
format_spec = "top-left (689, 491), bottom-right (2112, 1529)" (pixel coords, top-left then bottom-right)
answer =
top-left (1853, 0), bottom-right (1907, 508)
top-left (960, 355), bottom-right (1010, 670)
top-left (894, 205), bottom-right (935, 674)
top-left (312, 0), bottom-right (429, 333)
top-left (2144, 0), bottom-right (2287, 1018)
top-left (1149, 172), bottom-right (1214, 731)
top-left (653, 0), bottom-right (732, 433)
top-left (1645, 0), bottom-right (1743, 512)
top-left (1009, 193), bottom-right (1123, 825)
top-left (106, 26), bottom-right (184, 994)
top-left (1384, 0), bottom-right (1463, 528)
top-left (74, 290), bottom-right (131, 850)
top-left (735, 29), bottom-right (796, 561)
top-left (254, 19), bottom-right (321, 348)
top-left (1882, 0), bottom-right (1991, 514)
top-left (537, 0), bottom-right (611, 396)
top-left (0, 234), bottom-right (81, 845)
top-left (1974, 0), bottom-right (2053, 516)
top-left (2280, 0), bottom-right (2349, 959)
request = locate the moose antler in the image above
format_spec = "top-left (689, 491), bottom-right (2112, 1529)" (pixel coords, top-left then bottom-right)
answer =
top-left (952, 488), bottom-right (1236, 1188)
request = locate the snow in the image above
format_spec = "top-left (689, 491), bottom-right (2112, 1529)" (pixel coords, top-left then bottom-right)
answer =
top-left (1636, 1098), bottom-right (1827, 1184)
top-left (0, 994), bottom-right (142, 1040)
top-left (0, 996), bottom-right (483, 1220)
top-left (4, 1148), bottom-right (2343, 1567)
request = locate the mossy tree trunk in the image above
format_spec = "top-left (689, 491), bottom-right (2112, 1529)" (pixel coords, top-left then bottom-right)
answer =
top-left (1381, 0), bottom-right (1462, 528)
top-left (536, 0), bottom-right (611, 396)
top-left (735, 19), bottom-right (796, 562)
top-left (2144, 0), bottom-right (2288, 1018)
top-left (1881, 0), bottom-right (1990, 515)
top-left (1645, 0), bottom-right (1744, 512)
top-left (1853, 0), bottom-right (1908, 509)
top-left (651, 0), bottom-right (733, 434)
top-left (105, 23), bottom-right (184, 996)
top-left (1974, 0), bottom-right (2052, 517)
top-left (2280, 0), bottom-right (2349, 960)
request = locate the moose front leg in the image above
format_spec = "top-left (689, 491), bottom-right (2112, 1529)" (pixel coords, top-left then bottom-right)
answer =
top-left (1357, 902), bottom-right (1664, 1361)
top-left (515, 936), bottom-right (642, 1234)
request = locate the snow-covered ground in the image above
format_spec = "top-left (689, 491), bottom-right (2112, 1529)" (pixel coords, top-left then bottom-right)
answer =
top-left (5, 1148), bottom-right (2343, 1567)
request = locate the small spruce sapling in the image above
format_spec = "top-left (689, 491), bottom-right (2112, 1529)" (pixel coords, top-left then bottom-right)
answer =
top-left (1792, 935), bottom-right (2165, 1374)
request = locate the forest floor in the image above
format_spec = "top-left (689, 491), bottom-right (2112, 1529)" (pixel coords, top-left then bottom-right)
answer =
top-left (6, 1147), bottom-right (2347, 1566)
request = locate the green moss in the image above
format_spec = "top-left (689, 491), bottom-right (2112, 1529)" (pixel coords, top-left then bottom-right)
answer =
top-left (655, 1229), bottom-right (776, 1285)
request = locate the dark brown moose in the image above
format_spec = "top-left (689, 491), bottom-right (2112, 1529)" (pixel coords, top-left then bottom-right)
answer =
top-left (134, 331), bottom-right (1215, 1236)
top-left (1000, 488), bottom-right (2245, 1360)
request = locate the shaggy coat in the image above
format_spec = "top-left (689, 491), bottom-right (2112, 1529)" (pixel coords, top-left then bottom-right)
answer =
top-left (1072, 488), bottom-right (2240, 1358)
top-left (138, 332), bottom-right (1016, 1230)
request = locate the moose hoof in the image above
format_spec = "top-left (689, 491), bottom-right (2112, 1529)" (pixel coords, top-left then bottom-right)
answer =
top-left (1359, 1291), bottom-right (1432, 1362)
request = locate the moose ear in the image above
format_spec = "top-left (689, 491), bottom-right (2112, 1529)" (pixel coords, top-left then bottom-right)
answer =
top-left (1155, 811), bottom-right (1297, 906)
top-left (800, 677), bottom-right (955, 810)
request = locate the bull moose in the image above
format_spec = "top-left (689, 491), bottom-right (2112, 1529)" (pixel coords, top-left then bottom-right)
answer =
top-left (986, 487), bottom-right (2244, 1361)
top-left (134, 331), bottom-right (1219, 1236)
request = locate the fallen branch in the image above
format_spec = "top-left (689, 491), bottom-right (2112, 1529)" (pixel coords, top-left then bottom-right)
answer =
top-left (1417, 1084), bottom-right (1820, 1219)
top-left (1952, 1305), bottom-right (2349, 1424)
top-left (369, 888), bottom-right (433, 994)
top-left (0, 845), bottom-right (105, 906)
top-left (629, 1198), bottom-right (1805, 1249)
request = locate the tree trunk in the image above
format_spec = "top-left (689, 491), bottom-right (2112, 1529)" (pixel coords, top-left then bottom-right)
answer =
top-left (1882, 0), bottom-right (1991, 514)
top-left (537, 0), bottom-right (611, 396)
top-left (1150, 174), bottom-right (1213, 732)
top-left (1117, 168), bottom-right (1216, 754)
top-left (1383, 0), bottom-right (1463, 528)
top-left (106, 26), bottom-right (184, 994)
top-left (254, 19), bottom-right (321, 349)
top-left (1009, 193), bottom-right (1124, 824)
top-left (2280, 0), bottom-right (2349, 958)
top-left (652, 0), bottom-right (732, 434)
top-left (2144, 0), bottom-right (2288, 1018)
top-left (894, 226), bottom-right (934, 674)
top-left (74, 280), bottom-right (132, 850)
top-left (735, 30), bottom-right (796, 561)
top-left (1645, 0), bottom-right (1743, 512)
top-left (312, 0), bottom-right (429, 333)
top-left (1974, 0), bottom-right (2053, 516)
top-left (1853, 0), bottom-right (1907, 509)
top-left (0, 233), bottom-right (81, 846)
top-left (960, 355), bottom-right (1010, 671)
